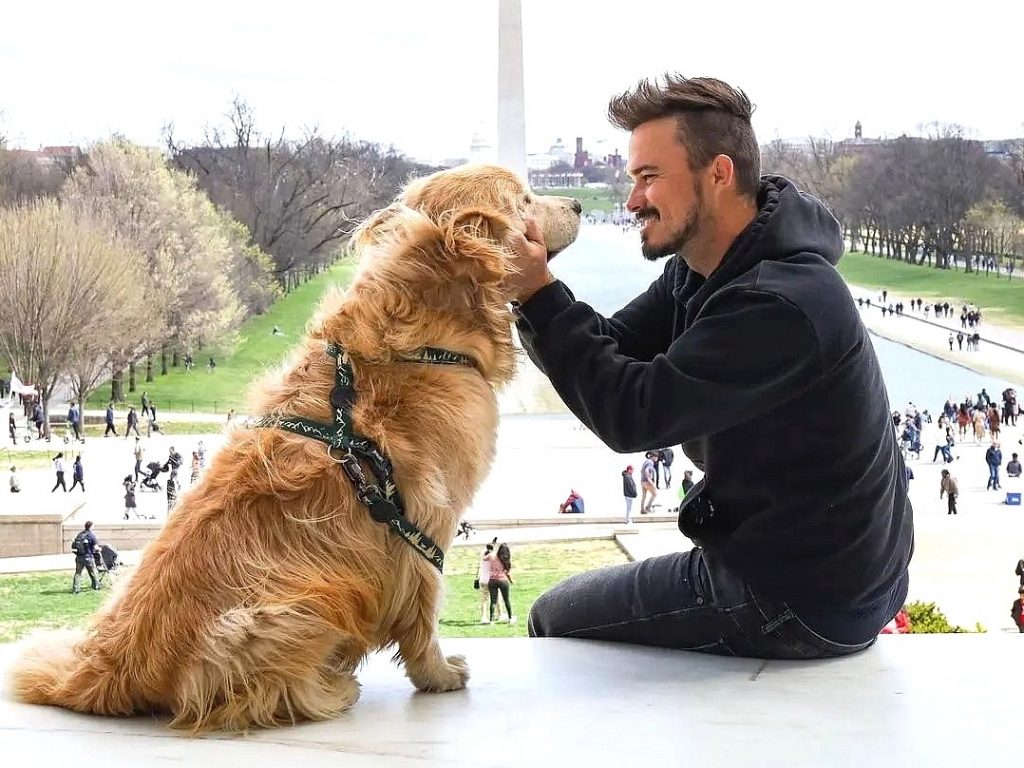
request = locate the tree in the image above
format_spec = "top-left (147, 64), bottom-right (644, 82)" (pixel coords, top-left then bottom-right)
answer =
top-left (166, 98), bottom-right (431, 288)
top-left (62, 140), bottom-right (273, 391)
top-left (0, 199), bottom-right (148, 429)
top-left (0, 149), bottom-right (65, 207)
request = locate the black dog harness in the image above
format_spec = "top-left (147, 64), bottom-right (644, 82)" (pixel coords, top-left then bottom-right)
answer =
top-left (252, 342), bottom-right (478, 572)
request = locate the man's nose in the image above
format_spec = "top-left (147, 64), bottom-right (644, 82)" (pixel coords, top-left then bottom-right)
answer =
top-left (626, 185), bottom-right (643, 212)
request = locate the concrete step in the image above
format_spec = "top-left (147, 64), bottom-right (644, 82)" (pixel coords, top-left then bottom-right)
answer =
top-left (0, 636), bottom-right (1013, 766)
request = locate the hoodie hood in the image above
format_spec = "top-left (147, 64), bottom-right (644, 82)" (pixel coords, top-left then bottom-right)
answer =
top-left (673, 175), bottom-right (843, 321)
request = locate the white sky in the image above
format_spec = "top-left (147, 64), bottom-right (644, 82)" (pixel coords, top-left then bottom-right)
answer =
top-left (1, 0), bottom-right (1022, 164)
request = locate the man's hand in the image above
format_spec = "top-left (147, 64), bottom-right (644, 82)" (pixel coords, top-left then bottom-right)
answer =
top-left (506, 219), bottom-right (555, 304)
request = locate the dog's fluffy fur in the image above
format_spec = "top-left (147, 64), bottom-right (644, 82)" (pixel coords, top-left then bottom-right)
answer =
top-left (8, 165), bottom-right (580, 732)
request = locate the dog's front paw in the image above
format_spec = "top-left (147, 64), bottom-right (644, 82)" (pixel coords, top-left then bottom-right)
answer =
top-left (409, 654), bottom-right (470, 693)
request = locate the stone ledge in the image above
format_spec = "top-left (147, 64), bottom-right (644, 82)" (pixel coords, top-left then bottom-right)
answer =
top-left (0, 636), bottom-right (1015, 766)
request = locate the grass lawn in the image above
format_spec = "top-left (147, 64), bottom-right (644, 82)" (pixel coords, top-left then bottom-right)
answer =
top-left (439, 540), bottom-right (627, 638)
top-left (838, 251), bottom-right (1024, 325)
top-left (86, 259), bottom-right (357, 414)
top-left (545, 186), bottom-right (623, 214)
top-left (0, 448), bottom-right (56, 471)
top-left (0, 541), bottom-right (628, 644)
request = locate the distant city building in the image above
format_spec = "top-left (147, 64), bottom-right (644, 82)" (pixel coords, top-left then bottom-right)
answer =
top-left (528, 170), bottom-right (584, 188)
top-left (6, 145), bottom-right (84, 167)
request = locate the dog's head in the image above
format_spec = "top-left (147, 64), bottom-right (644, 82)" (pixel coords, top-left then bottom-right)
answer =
top-left (320, 165), bottom-right (581, 385)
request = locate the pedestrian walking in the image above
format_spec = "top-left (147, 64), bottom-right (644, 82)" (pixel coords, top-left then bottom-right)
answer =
top-left (104, 402), bottom-right (118, 437)
top-left (622, 465), bottom-right (638, 524)
top-left (660, 447), bottom-right (675, 487)
top-left (69, 454), bottom-right (85, 492)
top-left (133, 437), bottom-right (144, 481)
top-left (940, 469), bottom-right (958, 515)
top-left (51, 452), bottom-right (68, 493)
top-left (640, 452), bottom-right (657, 513)
top-left (70, 521), bottom-right (100, 593)
top-left (125, 406), bottom-right (141, 438)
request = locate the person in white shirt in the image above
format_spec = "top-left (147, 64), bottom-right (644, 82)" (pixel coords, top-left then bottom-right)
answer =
top-left (477, 542), bottom-right (494, 624)
top-left (9, 466), bottom-right (20, 493)
top-left (51, 453), bottom-right (67, 493)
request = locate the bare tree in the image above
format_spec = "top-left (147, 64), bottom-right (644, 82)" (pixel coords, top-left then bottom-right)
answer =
top-left (0, 200), bottom-right (148, 430)
top-left (166, 98), bottom-right (430, 288)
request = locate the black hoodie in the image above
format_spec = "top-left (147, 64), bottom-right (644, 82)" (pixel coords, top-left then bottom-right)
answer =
top-left (516, 176), bottom-right (914, 609)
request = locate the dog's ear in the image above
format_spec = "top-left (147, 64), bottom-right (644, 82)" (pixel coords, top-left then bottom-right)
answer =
top-left (441, 207), bottom-right (515, 284)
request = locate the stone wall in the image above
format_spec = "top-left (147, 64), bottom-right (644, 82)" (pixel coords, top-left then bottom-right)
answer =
top-left (1, 515), bottom-right (64, 556)
top-left (60, 523), bottom-right (162, 553)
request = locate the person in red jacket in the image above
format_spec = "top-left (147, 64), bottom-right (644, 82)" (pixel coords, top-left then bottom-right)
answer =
top-left (880, 606), bottom-right (911, 634)
top-left (1011, 588), bottom-right (1024, 633)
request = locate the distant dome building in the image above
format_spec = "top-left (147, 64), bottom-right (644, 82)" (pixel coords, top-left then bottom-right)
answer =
top-left (469, 131), bottom-right (495, 164)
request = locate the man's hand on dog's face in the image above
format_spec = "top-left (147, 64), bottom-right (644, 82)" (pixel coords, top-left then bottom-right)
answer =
top-left (507, 219), bottom-right (555, 304)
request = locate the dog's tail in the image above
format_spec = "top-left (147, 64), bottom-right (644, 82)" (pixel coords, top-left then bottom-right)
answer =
top-left (8, 629), bottom-right (136, 716)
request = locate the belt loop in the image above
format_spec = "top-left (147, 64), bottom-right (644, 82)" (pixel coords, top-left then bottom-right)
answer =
top-left (761, 607), bottom-right (795, 635)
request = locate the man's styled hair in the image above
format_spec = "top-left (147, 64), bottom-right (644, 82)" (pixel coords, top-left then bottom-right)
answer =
top-left (608, 74), bottom-right (761, 198)
top-left (84, 520), bottom-right (93, 530)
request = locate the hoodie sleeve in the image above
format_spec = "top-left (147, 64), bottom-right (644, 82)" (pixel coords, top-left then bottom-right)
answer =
top-left (517, 268), bottom-right (674, 373)
top-left (516, 284), bottom-right (822, 453)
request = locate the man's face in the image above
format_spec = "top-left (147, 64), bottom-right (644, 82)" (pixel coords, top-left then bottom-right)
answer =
top-left (626, 117), bottom-right (707, 262)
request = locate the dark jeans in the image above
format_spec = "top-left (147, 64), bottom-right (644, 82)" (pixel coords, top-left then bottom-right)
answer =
top-left (947, 494), bottom-right (957, 514)
top-left (104, 422), bottom-right (117, 436)
top-left (528, 547), bottom-right (878, 660)
top-left (489, 580), bottom-right (512, 621)
top-left (72, 556), bottom-right (98, 592)
top-left (51, 471), bottom-right (67, 492)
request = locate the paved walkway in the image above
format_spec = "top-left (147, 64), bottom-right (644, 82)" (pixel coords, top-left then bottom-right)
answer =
top-left (847, 284), bottom-right (1024, 385)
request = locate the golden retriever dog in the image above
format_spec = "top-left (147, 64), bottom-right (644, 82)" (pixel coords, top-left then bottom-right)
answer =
top-left (9, 164), bottom-right (581, 731)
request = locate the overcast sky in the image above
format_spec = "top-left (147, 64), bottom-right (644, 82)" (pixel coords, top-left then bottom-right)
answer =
top-left (2, 0), bottom-right (1021, 164)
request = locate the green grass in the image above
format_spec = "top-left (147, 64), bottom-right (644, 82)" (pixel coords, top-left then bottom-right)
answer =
top-left (439, 540), bottom-right (628, 638)
top-left (87, 259), bottom-right (357, 413)
top-left (545, 186), bottom-right (623, 214)
top-left (0, 448), bottom-right (56, 471)
top-left (0, 572), bottom-right (107, 643)
top-left (0, 541), bottom-right (628, 643)
top-left (838, 251), bottom-right (1024, 325)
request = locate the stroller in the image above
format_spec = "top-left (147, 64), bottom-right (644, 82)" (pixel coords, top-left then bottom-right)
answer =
top-left (140, 461), bottom-right (165, 492)
top-left (95, 543), bottom-right (121, 586)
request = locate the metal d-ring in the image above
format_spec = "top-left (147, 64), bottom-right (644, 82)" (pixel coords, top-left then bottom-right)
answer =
top-left (327, 445), bottom-right (352, 464)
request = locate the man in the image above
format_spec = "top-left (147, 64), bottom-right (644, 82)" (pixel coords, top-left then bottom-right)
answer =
top-left (141, 391), bottom-right (151, 420)
top-left (508, 74), bottom-right (913, 659)
top-left (985, 441), bottom-right (1003, 491)
top-left (639, 452), bottom-right (657, 513)
top-left (9, 465), bottom-right (20, 493)
top-left (67, 402), bottom-right (82, 442)
top-left (71, 520), bottom-right (100, 593)
top-left (126, 405), bottom-right (141, 438)
top-left (1008, 453), bottom-right (1022, 479)
top-left (104, 402), bottom-right (118, 437)
top-left (133, 437), bottom-right (144, 481)
top-left (940, 469), bottom-right (958, 515)
top-left (660, 446), bottom-right (675, 487)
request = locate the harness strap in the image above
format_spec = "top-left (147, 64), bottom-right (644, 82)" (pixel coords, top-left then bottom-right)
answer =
top-left (252, 343), bottom-right (477, 573)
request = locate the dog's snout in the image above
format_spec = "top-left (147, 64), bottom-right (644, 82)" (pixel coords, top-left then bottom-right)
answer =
top-left (570, 199), bottom-right (582, 215)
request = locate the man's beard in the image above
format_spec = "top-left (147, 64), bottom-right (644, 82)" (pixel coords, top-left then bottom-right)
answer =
top-left (638, 185), bottom-right (704, 262)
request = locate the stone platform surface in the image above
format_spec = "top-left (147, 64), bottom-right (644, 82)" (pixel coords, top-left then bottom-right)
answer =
top-left (0, 636), bottom-right (1015, 767)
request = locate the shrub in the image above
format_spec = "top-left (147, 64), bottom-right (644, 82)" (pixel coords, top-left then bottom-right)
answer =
top-left (905, 601), bottom-right (985, 633)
